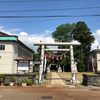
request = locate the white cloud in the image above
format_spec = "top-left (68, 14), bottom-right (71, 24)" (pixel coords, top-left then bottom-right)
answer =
top-left (91, 29), bottom-right (100, 50)
top-left (0, 26), bottom-right (3, 30)
top-left (2, 26), bottom-right (100, 53)
top-left (19, 32), bottom-right (28, 36)
top-left (0, 26), bottom-right (57, 52)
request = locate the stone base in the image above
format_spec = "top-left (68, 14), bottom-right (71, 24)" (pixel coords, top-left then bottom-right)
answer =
top-left (70, 79), bottom-right (80, 83)
top-left (82, 74), bottom-right (100, 86)
top-left (47, 67), bottom-right (50, 73)
top-left (57, 66), bottom-right (62, 73)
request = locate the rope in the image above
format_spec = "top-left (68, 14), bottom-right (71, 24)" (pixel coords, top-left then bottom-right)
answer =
top-left (46, 50), bottom-right (69, 57)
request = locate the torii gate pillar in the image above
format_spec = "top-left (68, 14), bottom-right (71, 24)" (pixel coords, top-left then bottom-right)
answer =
top-left (70, 45), bottom-right (75, 82)
top-left (39, 45), bottom-right (44, 84)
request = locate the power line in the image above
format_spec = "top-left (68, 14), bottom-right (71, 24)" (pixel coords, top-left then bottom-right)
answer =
top-left (0, 17), bottom-right (72, 23)
top-left (0, 6), bottom-right (100, 12)
top-left (0, 0), bottom-right (73, 3)
top-left (0, 14), bottom-right (100, 18)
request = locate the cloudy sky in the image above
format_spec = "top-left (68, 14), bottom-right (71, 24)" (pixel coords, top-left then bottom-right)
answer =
top-left (0, 0), bottom-right (100, 52)
top-left (0, 25), bottom-right (99, 52)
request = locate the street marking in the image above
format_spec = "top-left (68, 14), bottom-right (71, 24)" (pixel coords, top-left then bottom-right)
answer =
top-left (0, 95), bottom-right (3, 98)
top-left (67, 92), bottom-right (71, 96)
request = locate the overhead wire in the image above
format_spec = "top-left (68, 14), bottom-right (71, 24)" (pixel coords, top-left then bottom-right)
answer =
top-left (0, 14), bottom-right (100, 18)
top-left (0, 7), bottom-right (100, 12)
top-left (0, 0), bottom-right (74, 3)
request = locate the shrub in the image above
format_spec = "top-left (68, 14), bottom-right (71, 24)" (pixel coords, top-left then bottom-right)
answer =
top-left (0, 74), bottom-right (5, 78)
top-left (27, 79), bottom-right (32, 84)
top-left (4, 80), bottom-right (9, 85)
top-left (21, 77), bottom-right (28, 83)
top-left (10, 76), bottom-right (16, 82)
top-left (77, 60), bottom-right (86, 72)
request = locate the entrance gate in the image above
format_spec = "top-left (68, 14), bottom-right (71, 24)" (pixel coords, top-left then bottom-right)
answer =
top-left (34, 42), bottom-right (81, 84)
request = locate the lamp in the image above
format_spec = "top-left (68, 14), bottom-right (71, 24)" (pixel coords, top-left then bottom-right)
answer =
top-left (52, 56), bottom-right (54, 59)
top-left (64, 55), bottom-right (66, 58)
top-left (49, 55), bottom-right (51, 58)
top-left (56, 57), bottom-right (58, 60)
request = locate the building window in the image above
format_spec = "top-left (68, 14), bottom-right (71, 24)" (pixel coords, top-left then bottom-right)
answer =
top-left (0, 45), bottom-right (5, 50)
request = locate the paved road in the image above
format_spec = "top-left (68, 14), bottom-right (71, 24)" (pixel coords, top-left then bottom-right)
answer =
top-left (51, 72), bottom-right (65, 85)
top-left (0, 86), bottom-right (100, 100)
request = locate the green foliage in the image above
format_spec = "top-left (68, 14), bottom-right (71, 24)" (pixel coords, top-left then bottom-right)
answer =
top-left (4, 80), bottom-right (9, 85)
top-left (72, 21), bottom-right (95, 45)
top-left (21, 77), bottom-right (28, 83)
top-left (77, 60), bottom-right (86, 72)
top-left (18, 80), bottom-right (22, 84)
top-left (10, 76), bottom-right (16, 82)
top-left (0, 74), bottom-right (5, 78)
top-left (52, 23), bottom-right (75, 71)
top-left (57, 57), bottom-right (71, 72)
top-left (33, 53), bottom-right (40, 61)
top-left (72, 21), bottom-right (95, 60)
top-left (52, 23), bottom-right (75, 42)
top-left (27, 79), bottom-right (32, 84)
top-left (52, 23), bottom-right (75, 52)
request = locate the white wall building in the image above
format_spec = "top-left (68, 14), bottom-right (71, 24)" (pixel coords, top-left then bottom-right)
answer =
top-left (86, 49), bottom-right (100, 72)
top-left (0, 32), bottom-right (35, 74)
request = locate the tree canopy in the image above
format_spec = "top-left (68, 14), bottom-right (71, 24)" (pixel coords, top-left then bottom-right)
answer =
top-left (52, 23), bottom-right (75, 42)
top-left (72, 21), bottom-right (95, 60)
top-left (51, 21), bottom-right (95, 72)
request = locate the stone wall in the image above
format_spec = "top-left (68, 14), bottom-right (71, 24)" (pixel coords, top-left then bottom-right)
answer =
top-left (4, 73), bottom-right (36, 85)
top-left (82, 74), bottom-right (100, 86)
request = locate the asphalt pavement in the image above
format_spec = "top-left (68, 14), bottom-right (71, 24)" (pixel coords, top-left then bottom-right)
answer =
top-left (0, 86), bottom-right (100, 100)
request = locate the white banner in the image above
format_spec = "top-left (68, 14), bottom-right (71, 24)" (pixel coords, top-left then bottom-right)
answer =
top-left (18, 62), bottom-right (29, 70)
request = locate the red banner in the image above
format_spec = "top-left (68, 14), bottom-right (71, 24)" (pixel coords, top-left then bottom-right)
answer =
top-left (92, 58), bottom-right (95, 73)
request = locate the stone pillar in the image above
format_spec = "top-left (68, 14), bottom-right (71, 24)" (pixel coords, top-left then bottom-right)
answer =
top-left (47, 65), bottom-right (50, 73)
top-left (70, 45), bottom-right (75, 83)
top-left (39, 45), bottom-right (44, 84)
top-left (58, 65), bottom-right (62, 72)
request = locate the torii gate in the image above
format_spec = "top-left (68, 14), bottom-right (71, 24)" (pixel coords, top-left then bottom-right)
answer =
top-left (34, 42), bottom-right (81, 84)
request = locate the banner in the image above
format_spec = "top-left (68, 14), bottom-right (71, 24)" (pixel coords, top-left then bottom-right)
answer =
top-left (92, 58), bottom-right (95, 73)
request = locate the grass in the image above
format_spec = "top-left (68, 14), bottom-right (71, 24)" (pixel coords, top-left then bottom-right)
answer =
top-left (57, 72), bottom-right (94, 87)
top-left (35, 72), bottom-right (97, 87)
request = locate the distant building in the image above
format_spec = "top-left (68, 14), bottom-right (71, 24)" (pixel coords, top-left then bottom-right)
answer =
top-left (85, 49), bottom-right (100, 72)
top-left (0, 32), bottom-right (35, 74)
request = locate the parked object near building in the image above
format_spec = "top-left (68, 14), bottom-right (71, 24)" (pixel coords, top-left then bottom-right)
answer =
top-left (0, 32), bottom-right (35, 74)
top-left (85, 49), bottom-right (100, 72)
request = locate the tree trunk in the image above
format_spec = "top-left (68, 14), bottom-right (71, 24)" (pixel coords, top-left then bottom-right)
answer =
top-left (81, 44), bottom-right (83, 61)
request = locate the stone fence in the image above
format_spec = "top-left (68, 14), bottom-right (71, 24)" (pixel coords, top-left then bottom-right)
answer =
top-left (82, 74), bottom-right (100, 86)
top-left (4, 73), bottom-right (36, 85)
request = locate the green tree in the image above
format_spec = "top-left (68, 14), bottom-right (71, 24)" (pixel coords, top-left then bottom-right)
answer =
top-left (52, 23), bottom-right (75, 55)
top-left (37, 45), bottom-right (42, 55)
top-left (52, 23), bottom-right (75, 71)
top-left (72, 21), bottom-right (95, 61)
top-left (33, 53), bottom-right (40, 61)
top-left (52, 23), bottom-right (75, 42)
top-left (77, 60), bottom-right (85, 72)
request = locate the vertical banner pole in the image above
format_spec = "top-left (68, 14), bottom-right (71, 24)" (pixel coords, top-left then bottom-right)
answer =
top-left (92, 58), bottom-right (95, 74)
top-left (75, 73), bottom-right (77, 86)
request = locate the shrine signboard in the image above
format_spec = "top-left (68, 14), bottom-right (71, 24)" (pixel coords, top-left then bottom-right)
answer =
top-left (71, 64), bottom-right (77, 73)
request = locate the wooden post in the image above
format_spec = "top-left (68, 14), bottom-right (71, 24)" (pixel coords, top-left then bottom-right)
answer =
top-left (75, 73), bottom-right (77, 86)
